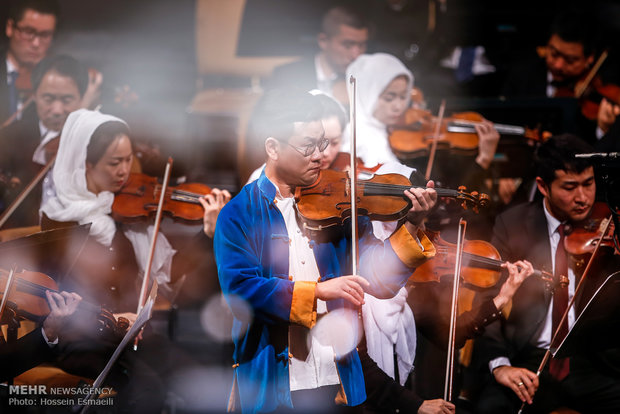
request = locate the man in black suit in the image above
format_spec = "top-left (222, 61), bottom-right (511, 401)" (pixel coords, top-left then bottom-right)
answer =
top-left (1, 0), bottom-right (60, 125)
top-left (474, 134), bottom-right (620, 413)
top-left (267, 5), bottom-right (369, 101)
top-left (502, 10), bottom-right (596, 99)
top-left (0, 54), bottom-right (88, 227)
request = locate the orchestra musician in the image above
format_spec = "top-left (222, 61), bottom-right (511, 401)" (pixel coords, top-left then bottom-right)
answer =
top-left (0, 54), bottom-right (88, 228)
top-left (247, 91), bottom-right (348, 183)
top-left (1, 0), bottom-right (59, 124)
top-left (474, 134), bottom-right (620, 414)
top-left (501, 10), bottom-right (596, 100)
top-left (342, 53), bottom-right (500, 190)
top-left (33, 108), bottom-right (229, 412)
top-left (267, 5), bottom-right (370, 104)
top-left (214, 88), bottom-right (438, 413)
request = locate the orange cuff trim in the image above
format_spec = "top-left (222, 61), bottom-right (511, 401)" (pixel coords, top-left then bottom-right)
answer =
top-left (389, 226), bottom-right (436, 268)
top-left (290, 281), bottom-right (317, 329)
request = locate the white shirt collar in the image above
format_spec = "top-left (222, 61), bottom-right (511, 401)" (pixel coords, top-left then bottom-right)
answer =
top-left (542, 198), bottom-right (562, 238)
top-left (6, 58), bottom-right (18, 83)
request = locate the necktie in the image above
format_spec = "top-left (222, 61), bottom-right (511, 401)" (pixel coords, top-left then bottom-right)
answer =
top-left (549, 223), bottom-right (570, 381)
top-left (8, 71), bottom-right (19, 115)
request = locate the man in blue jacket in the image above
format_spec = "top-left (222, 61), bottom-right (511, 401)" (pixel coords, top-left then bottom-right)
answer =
top-left (215, 89), bottom-right (437, 413)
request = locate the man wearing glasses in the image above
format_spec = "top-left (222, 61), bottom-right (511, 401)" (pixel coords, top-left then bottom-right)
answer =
top-left (1, 0), bottom-right (59, 124)
top-left (214, 89), bottom-right (438, 413)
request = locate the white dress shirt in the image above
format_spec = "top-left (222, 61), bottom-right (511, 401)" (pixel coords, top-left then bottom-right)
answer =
top-left (273, 188), bottom-right (340, 391)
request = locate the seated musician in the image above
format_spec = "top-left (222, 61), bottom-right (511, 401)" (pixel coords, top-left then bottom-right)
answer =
top-left (1, 0), bottom-right (59, 123)
top-left (501, 10), bottom-right (607, 146)
top-left (0, 54), bottom-right (88, 228)
top-left (0, 290), bottom-right (81, 382)
top-left (342, 52), bottom-right (500, 196)
top-left (474, 134), bottom-right (620, 414)
top-left (267, 5), bottom-right (369, 102)
top-left (214, 88), bottom-right (437, 413)
top-left (34, 108), bottom-right (229, 411)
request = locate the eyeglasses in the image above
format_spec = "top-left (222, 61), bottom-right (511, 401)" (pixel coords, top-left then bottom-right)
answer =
top-left (281, 137), bottom-right (330, 157)
top-left (14, 24), bottom-right (54, 43)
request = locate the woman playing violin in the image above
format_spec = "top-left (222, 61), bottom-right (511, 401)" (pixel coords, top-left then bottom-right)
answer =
top-left (40, 109), bottom-right (228, 312)
top-left (342, 53), bottom-right (500, 176)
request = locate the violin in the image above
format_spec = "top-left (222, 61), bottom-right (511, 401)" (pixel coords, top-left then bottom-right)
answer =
top-left (388, 108), bottom-right (549, 160)
top-left (112, 173), bottom-right (211, 224)
top-left (294, 169), bottom-right (489, 232)
top-left (0, 268), bottom-right (128, 337)
top-left (565, 202), bottom-right (619, 271)
top-left (410, 230), bottom-right (554, 289)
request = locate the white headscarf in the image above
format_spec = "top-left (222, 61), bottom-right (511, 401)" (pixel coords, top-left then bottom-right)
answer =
top-left (342, 53), bottom-right (413, 168)
top-left (41, 109), bottom-right (122, 245)
top-left (41, 109), bottom-right (174, 284)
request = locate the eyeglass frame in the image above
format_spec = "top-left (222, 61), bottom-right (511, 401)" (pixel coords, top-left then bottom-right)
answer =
top-left (12, 23), bottom-right (54, 43)
top-left (276, 136), bottom-right (330, 157)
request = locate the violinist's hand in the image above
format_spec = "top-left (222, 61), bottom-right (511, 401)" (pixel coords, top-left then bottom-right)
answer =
top-left (597, 98), bottom-right (620, 135)
top-left (113, 312), bottom-right (137, 329)
top-left (474, 119), bottom-right (500, 170)
top-left (493, 260), bottom-right (534, 310)
top-left (315, 275), bottom-right (370, 307)
top-left (404, 180), bottom-right (437, 233)
top-left (198, 188), bottom-right (232, 238)
top-left (43, 291), bottom-right (82, 342)
top-left (81, 68), bottom-right (103, 110)
top-left (493, 365), bottom-right (538, 405)
top-left (418, 399), bottom-right (455, 414)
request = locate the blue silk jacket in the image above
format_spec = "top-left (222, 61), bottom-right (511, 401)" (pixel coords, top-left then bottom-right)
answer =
top-left (214, 172), bottom-right (434, 413)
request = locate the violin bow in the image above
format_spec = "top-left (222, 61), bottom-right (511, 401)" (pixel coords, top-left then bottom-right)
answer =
top-left (133, 157), bottom-right (173, 350)
top-left (425, 99), bottom-right (446, 181)
top-left (1, 96), bottom-right (34, 129)
top-left (0, 265), bottom-right (18, 323)
top-left (574, 50), bottom-right (608, 99)
top-left (0, 154), bottom-right (56, 230)
top-left (444, 218), bottom-right (467, 402)
top-left (349, 75), bottom-right (359, 275)
top-left (517, 215), bottom-right (614, 414)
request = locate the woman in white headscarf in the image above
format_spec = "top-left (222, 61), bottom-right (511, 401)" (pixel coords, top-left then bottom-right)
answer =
top-left (41, 109), bottom-right (181, 313)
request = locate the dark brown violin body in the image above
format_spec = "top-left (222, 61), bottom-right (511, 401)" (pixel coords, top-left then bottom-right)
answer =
top-left (565, 202), bottom-right (619, 271)
top-left (112, 173), bottom-right (211, 224)
top-left (411, 230), bottom-right (503, 289)
top-left (294, 169), bottom-right (489, 232)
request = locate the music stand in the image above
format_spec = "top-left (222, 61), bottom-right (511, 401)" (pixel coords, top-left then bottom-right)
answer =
top-left (0, 224), bottom-right (91, 283)
top-left (552, 271), bottom-right (620, 359)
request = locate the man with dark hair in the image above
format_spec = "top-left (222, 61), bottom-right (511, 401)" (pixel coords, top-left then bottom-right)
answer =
top-left (474, 134), bottom-right (620, 413)
top-left (502, 10), bottom-right (597, 99)
top-left (215, 89), bottom-right (437, 413)
top-left (0, 54), bottom-right (88, 228)
top-left (1, 0), bottom-right (60, 124)
top-left (267, 5), bottom-right (369, 102)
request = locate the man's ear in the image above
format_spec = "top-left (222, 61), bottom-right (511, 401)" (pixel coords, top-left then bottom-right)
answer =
top-left (6, 19), bottom-right (14, 38)
top-left (265, 137), bottom-right (280, 161)
top-left (535, 177), bottom-right (550, 199)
